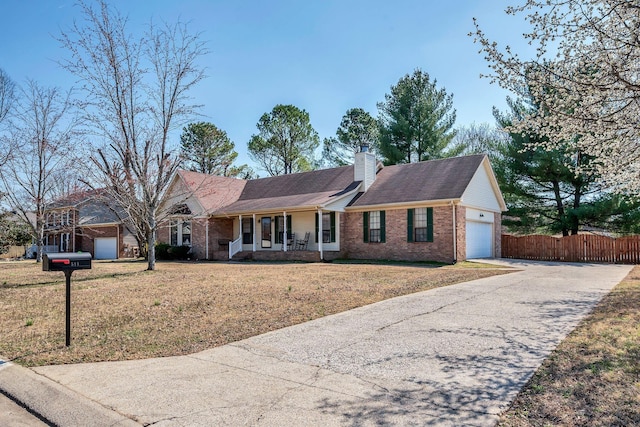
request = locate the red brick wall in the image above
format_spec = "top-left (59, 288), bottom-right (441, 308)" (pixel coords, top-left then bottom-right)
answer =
top-left (76, 225), bottom-right (124, 258)
top-left (456, 205), bottom-right (466, 261)
top-left (190, 219), bottom-right (207, 260)
top-left (156, 217), bottom-right (234, 260)
top-left (243, 251), bottom-right (321, 262)
top-left (157, 222), bottom-right (170, 246)
top-left (342, 206), bottom-right (456, 263)
top-left (208, 218), bottom-right (234, 260)
top-left (494, 212), bottom-right (502, 258)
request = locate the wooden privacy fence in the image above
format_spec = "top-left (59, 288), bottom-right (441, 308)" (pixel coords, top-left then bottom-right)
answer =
top-left (502, 234), bottom-right (640, 264)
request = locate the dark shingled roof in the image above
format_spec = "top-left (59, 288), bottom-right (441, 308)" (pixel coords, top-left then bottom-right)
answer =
top-left (47, 189), bottom-right (125, 225)
top-left (48, 188), bottom-right (106, 209)
top-left (349, 155), bottom-right (486, 207)
top-left (215, 166), bottom-right (357, 214)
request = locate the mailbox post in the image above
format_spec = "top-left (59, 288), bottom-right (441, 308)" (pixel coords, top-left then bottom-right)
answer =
top-left (43, 253), bottom-right (92, 346)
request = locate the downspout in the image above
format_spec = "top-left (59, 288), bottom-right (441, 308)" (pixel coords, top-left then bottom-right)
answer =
top-left (451, 201), bottom-right (457, 264)
top-left (318, 208), bottom-right (323, 260)
top-left (117, 223), bottom-right (120, 259)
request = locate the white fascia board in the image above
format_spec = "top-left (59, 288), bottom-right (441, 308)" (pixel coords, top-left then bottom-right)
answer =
top-left (345, 198), bottom-right (462, 212)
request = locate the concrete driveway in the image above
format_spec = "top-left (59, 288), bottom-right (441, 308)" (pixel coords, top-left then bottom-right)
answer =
top-left (0, 259), bottom-right (632, 426)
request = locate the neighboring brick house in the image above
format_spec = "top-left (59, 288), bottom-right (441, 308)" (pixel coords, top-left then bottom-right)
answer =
top-left (35, 190), bottom-right (138, 260)
top-left (159, 151), bottom-right (506, 263)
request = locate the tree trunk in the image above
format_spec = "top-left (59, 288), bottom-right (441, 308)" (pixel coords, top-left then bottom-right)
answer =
top-left (36, 218), bottom-right (44, 263)
top-left (147, 214), bottom-right (156, 271)
top-left (552, 180), bottom-right (569, 236)
top-left (570, 180), bottom-right (582, 235)
top-left (135, 233), bottom-right (147, 259)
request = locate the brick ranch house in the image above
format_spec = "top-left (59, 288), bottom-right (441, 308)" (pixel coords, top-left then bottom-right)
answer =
top-left (159, 152), bottom-right (506, 263)
top-left (34, 189), bottom-right (138, 260)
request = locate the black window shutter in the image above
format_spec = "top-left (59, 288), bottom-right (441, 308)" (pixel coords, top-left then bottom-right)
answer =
top-left (380, 210), bottom-right (386, 243)
top-left (330, 212), bottom-right (336, 242)
top-left (287, 215), bottom-right (292, 236)
top-left (407, 209), bottom-right (414, 242)
top-left (315, 212), bottom-right (319, 243)
top-left (274, 217), bottom-right (281, 243)
top-left (427, 207), bottom-right (434, 242)
top-left (363, 212), bottom-right (369, 243)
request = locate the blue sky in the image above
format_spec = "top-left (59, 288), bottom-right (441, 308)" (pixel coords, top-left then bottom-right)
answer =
top-left (0, 1), bottom-right (533, 171)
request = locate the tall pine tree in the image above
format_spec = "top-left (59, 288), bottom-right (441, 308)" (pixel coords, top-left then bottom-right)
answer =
top-left (377, 69), bottom-right (459, 165)
top-left (494, 96), bottom-right (640, 236)
top-left (322, 108), bottom-right (379, 167)
top-left (248, 104), bottom-right (319, 176)
top-left (180, 122), bottom-right (251, 177)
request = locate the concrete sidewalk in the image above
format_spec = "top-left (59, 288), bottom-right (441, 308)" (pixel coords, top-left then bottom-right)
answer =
top-left (0, 260), bottom-right (632, 426)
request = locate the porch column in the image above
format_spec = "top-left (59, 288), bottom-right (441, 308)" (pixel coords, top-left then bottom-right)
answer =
top-left (318, 208), bottom-right (323, 260)
top-left (238, 215), bottom-right (242, 242)
top-left (283, 211), bottom-right (287, 252)
top-left (252, 214), bottom-right (257, 252)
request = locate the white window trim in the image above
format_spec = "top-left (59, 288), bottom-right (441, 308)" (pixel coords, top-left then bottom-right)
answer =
top-left (170, 219), bottom-right (192, 246)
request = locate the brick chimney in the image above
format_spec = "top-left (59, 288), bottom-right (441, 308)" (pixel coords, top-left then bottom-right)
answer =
top-left (354, 143), bottom-right (377, 191)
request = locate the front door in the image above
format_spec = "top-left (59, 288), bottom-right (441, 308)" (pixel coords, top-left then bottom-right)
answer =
top-left (261, 217), bottom-right (272, 248)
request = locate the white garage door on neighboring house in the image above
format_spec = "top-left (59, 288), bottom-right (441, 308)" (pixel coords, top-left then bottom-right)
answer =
top-left (94, 237), bottom-right (118, 260)
top-left (466, 221), bottom-right (493, 259)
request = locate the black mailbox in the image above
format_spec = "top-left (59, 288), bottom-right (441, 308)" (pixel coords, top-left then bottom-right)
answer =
top-left (43, 253), bottom-right (92, 272)
top-left (42, 252), bottom-right (92, 347)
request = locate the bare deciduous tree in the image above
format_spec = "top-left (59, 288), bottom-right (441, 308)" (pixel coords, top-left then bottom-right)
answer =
top-left (0, 68), bottom-right (17, 168)
top-left (0, 68), bottom-right (15, 126)
top-left (0, 80), bottom-right (77, 261)
top-left (59, 0), bottom-right (207, 270)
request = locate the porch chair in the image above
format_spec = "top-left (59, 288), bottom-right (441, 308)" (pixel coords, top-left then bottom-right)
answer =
top-left (295, 232), bottom-right (310, 250)
top-left (281, 233), bottom-right (295, 250)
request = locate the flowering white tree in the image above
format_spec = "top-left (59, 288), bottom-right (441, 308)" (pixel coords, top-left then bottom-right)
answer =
top-left (473, 0), bottom-right (640, 194)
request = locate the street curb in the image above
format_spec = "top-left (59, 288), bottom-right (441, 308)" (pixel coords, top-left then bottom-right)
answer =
top-left (0, 360), bottom-right (139, 427)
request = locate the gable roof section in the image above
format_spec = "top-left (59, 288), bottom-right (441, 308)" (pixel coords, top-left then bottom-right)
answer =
top-left (47, 189), bottom-right (125, 225)
top-left (348, 155), bottom-right (487, 208)
top-left (214, 166), bottom-right (357, 215)
top-left (47, 188), bottom-right (106, 209)
top-left (461, 157), bottom-right (507, 211)
top-left (177, 170), bottom-right (246, 215)
top-left (174, 155), bottom-right (504, 216)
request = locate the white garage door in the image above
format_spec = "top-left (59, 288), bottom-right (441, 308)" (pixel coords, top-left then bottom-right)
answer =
top-left (466, 221), bottom-right (493, 259)
top-left (94, 237), bottom-right (117, 260)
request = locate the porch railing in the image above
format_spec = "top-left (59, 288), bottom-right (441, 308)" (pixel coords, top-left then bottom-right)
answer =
top-left (229, 236), bottom-right (243, 259)
top-left (27, 245), bottom-right (60, 258)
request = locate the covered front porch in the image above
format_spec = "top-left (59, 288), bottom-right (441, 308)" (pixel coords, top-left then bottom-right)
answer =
top-left (225, 209), bottom-right (341, 261)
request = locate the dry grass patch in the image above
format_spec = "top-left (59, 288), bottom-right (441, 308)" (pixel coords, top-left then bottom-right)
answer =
top-left (499, 265), bottom-right (640, 427)
top-left (0, 260), bottom-right (509, 367)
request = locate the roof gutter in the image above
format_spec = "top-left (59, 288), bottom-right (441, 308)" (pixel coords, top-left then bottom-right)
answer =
top-left (211, 205), bottom-right (325, 218)
top-left (209, 185), bottom-right (364, 218)
top-left (345, 198), bottom-right (462, 212)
